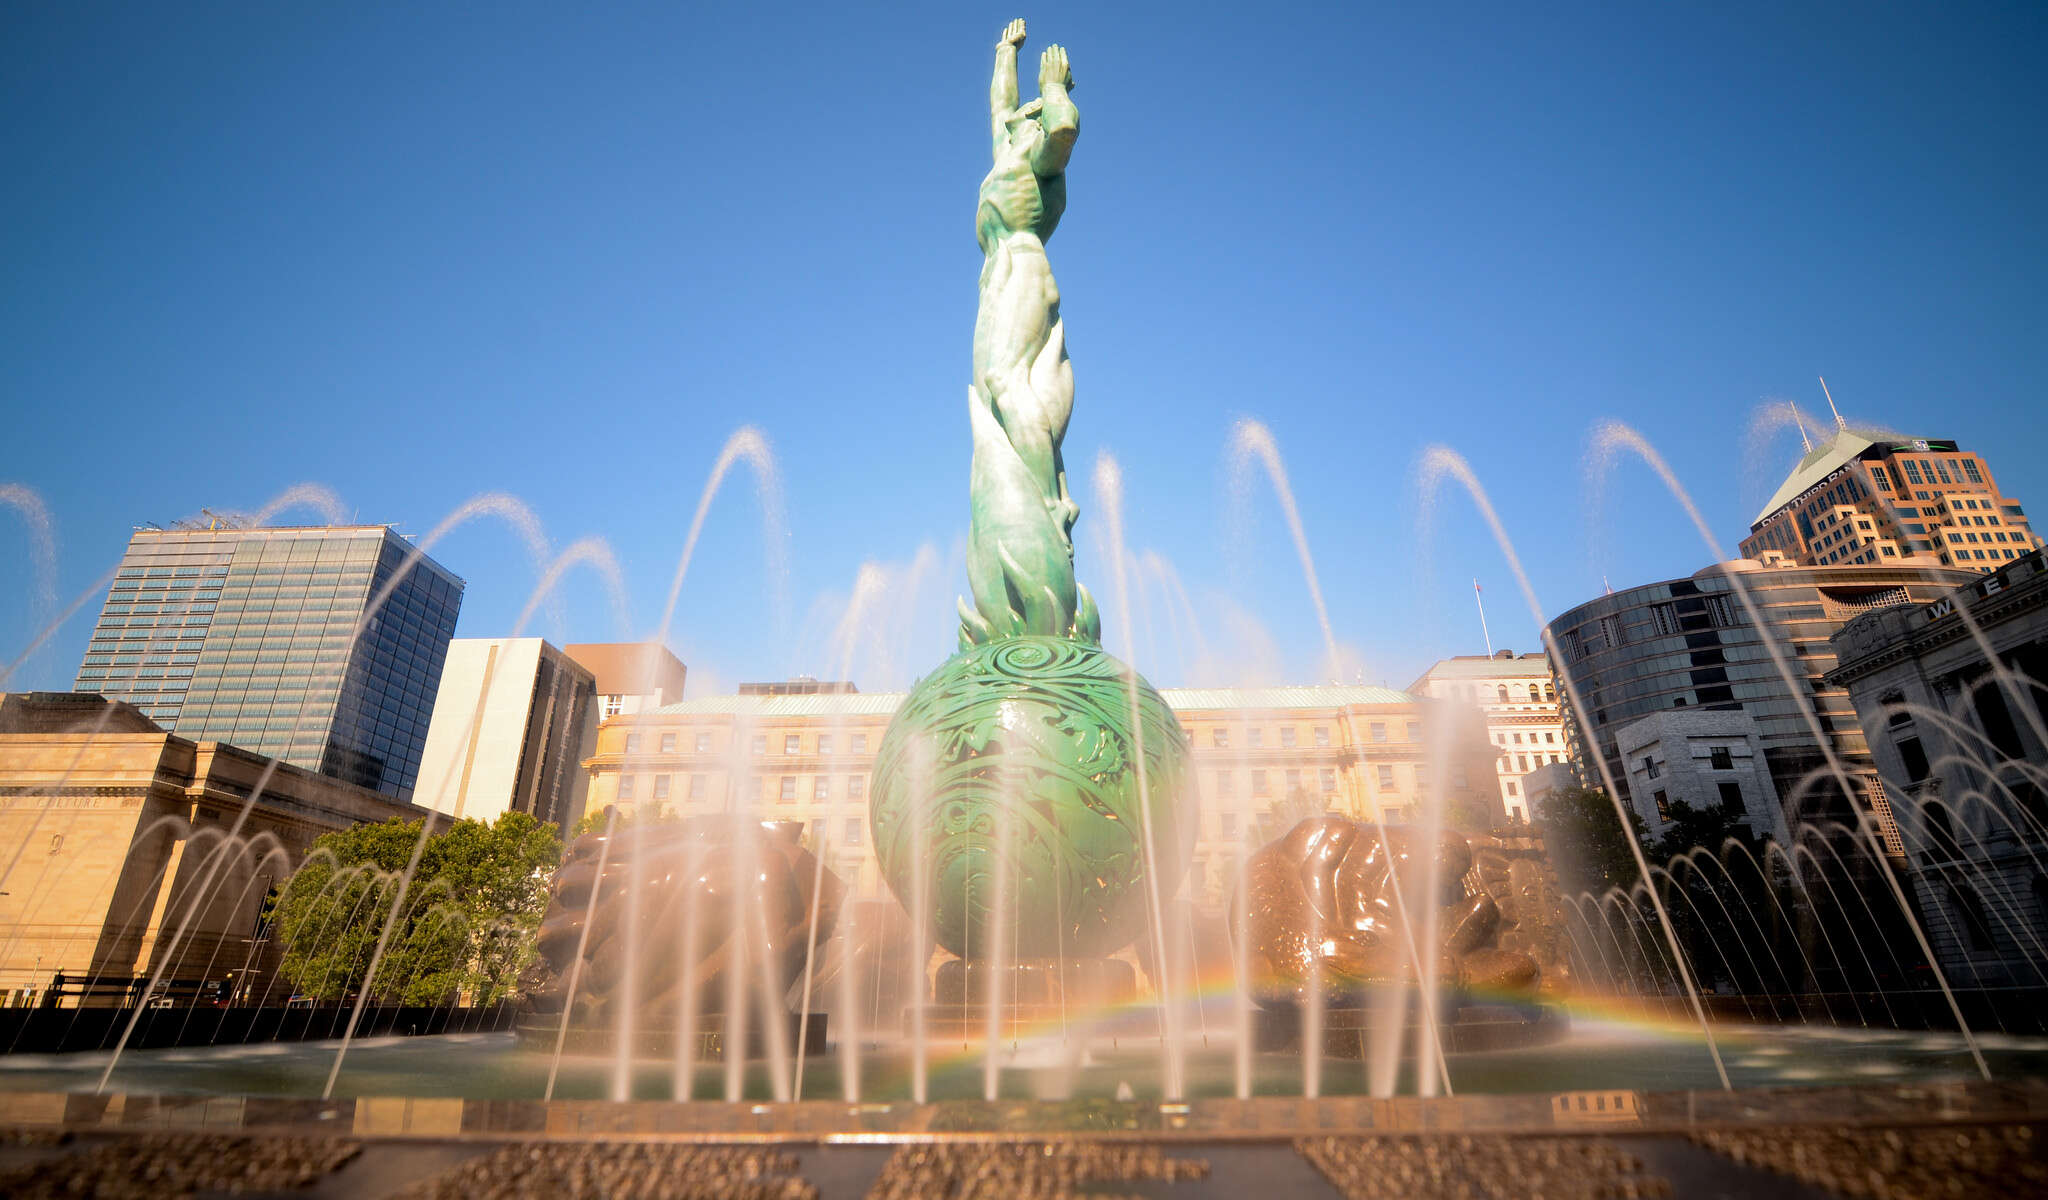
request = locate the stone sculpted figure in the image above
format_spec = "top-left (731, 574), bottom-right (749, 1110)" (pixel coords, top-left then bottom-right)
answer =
top-left (960, 19), bottom-right (1100, 648)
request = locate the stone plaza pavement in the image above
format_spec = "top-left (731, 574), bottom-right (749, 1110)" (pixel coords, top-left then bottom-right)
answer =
top-left (0, 1079), bottom-right (2043, 1197)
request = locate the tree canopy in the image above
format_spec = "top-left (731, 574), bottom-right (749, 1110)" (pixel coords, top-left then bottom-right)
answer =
top-left (1537, 784), bottom-right (1647, 897)
top-left (265, 811), bottom-right (561, 1006)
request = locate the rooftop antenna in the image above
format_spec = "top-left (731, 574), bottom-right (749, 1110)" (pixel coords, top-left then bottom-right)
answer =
top-left (1473, 578), bottom-right (1494, 657)
top-left (1818, 375), bottom-right (1846, 432)
top-left (1790, 400), bottom-right (1813, 452)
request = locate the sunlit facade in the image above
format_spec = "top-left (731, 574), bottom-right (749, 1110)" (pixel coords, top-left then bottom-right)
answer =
top-left (1407, 652), bottom-right (1568, 823)
top-left (1739, 430), bottom-right (2040, 573)
top-left (582, 684), bottom-right (1500, 907)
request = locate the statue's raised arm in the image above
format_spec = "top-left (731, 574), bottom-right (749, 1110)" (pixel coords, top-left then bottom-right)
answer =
top-left (1030, 43), bottom-right (1077, 177)
top-left (962, 19), bottom-right (1096, 647)
top-left (989, 19), bottom-right (1027, 151)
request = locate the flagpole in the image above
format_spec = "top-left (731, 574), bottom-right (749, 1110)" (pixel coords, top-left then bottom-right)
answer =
top-left (1473, 579), bottom-right (1493, 657)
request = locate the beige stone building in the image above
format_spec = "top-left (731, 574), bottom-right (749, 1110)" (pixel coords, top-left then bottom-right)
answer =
top-left (0, 692), bottom-right (435, 1007)
top-left (581, 684), bottom-right (1500, 909)
top-left (1407, 652), bottom-right (1569, 823)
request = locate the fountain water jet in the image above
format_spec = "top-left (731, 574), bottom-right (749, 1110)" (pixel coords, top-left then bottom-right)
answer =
top-left (1588, 418), bottom-right (1988, 1079)
top-left (1418, 440), bottom-right (1731, 1088)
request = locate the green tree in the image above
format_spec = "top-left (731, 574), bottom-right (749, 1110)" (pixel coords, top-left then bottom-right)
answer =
top-left (267, 812), bottom-right (560, 1005)
top-left (1648, 797), bottom-right (1766, 864)
top-left (1538, 784), bottom-right (1646, 897)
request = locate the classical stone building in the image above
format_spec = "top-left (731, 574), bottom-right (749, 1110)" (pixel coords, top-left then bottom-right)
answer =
top-left (1408, 651), bottom-right (1568, 822)
top-left (1739, 429), bottom-right (2039, 573)
top-left (414, 638), bottom-right (598, 831)
top-left (1828, 548), bottom-right (2048, 986)
top-left (0, 692), bottom-right (436, 1007)
top-left (580, 684), bottom-right (1501, 909)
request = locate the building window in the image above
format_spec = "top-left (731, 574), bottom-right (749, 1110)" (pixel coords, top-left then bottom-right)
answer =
top-left (784, 734), bottom-right (801, 755)
top-left (1896, 736), bottom-right (1930, 783)
top-left (1705, 595), bottom-right (1739, 627)
top-left (1284, 769), bottom-right (1301, 793)
top-left (817, 734), bottom-right (832, 756)
top-left (844, 818), bottom-right (864, 846)
top-left (689, 774), bottom-right (705, 800)
top-left (1314, 726), bottom-right (1330, 747)
top-left (1506, 781), bottom-right (1518, 796)
top-left (750, 735), bottom-right (766, 755)
top-left (1406, 721), bottom-right (1420, 741)
top-left (625, 733), bottom-right (642, 754)
top-left (1709, 746), bottom-right (1733, 770)
top-left (1221, 812), bottom-right (1239, 839)
top-left (1497, 686), bottom-right (1510, 703)
top-left (1653, 790), bottom-right (1669, 821)
top-left (1280, 727), bottom-right (1297, 748)
top-left (1370, 722), bottom-right (1387, 743)
top-left (1948, 884), bottom-right (1996, 952)
top-left (1320, 768), bottom-right (1336, 792)
top-left (1517, 755), bottom-right (1530, 772)
top-left (1962, 459), bottom-right (1983, 484)
top-left (1544, 732), bottom-right (1556, 744)
top-left (852, 733), bottom-right (868, 753)
top-left (1216, 769), bottom-right (1234, 797)
top-left (814, 776), bottom-right (831, 800)
top-left (619, 775), bottom-right (636, 800)
top-left (1248, 727), bottom-right (1264, 748)
top-left (695, 733), bottom-right (711, 753)
top-left (1252, 770), bottom-right (1269, 796)
top-left (660, 732), bottom-right (676, 754)
top-left (1716, 781), bottom-right (1742, 812)
top-left (1641, 755), bottom-right (1661, 780)
top-left (1213, 728), bottom-right (1229, 749)
top-left (810, 818), bottom-right (827, 844)
top-left (1376, 765), bottom-right (1395, 791)
top-left (603, 695), bottom-right (624, 717)
top-left (847, 775), bottom-right (865, 798)
top-left (1512, 732), bottom-right (1523, 745)
top-left (652, 775), bottom-right (671, 800)
top-left (779, 777), bottom-right (797, 802)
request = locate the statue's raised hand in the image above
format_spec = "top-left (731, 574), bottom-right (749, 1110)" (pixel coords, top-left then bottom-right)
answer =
top-left (999, 19), bottom-right (1027, 48)
top-left (1038, 43), bottom-right (1072, 91)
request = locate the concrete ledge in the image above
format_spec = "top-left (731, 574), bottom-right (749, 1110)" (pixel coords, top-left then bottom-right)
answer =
top-left (2, 1078), bottom-right (2041, 1142)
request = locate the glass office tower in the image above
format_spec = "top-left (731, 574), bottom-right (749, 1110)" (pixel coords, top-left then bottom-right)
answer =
top-left (73, 525), bottom-right (463, 800)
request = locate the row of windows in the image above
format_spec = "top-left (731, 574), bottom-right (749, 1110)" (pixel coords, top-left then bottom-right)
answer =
top-left (1212, 766), bottom-right (1337, 797)
top-left (616, 773), bottom-right (872, 804)
top-left (621, 731), bottom-right (875, 756)
top-left (1494, 730), bottom-right (1559, 747)
top-left (1204, 724), bottom-right (1339, 749)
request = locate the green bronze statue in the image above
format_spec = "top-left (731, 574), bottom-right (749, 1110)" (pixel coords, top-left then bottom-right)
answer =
top-left (870, 21), bottom-right (1191, 966)
top-left (961, 17), bottom-right (1097, 648)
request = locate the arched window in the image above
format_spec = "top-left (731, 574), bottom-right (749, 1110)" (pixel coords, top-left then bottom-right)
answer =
top-left (1497, 685), bottom-right (1510, 704)
top-left (1545, 685), bottom-right (1555, 703)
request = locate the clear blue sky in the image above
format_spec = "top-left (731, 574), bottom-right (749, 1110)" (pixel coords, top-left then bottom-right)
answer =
top-left (4, 2), bottom-right (2044, 696)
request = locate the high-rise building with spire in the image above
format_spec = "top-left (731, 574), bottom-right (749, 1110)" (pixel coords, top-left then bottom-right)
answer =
top-left (1739, 431), bottom-right (2039, 573)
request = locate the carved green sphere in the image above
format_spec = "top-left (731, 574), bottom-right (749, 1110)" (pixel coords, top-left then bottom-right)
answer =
top-left (869, 637), bottom-right (1192, 961)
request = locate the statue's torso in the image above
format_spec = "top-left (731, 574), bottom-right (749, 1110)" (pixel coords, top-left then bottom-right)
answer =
top-left (977, 126), bottom-right (1066, 250)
